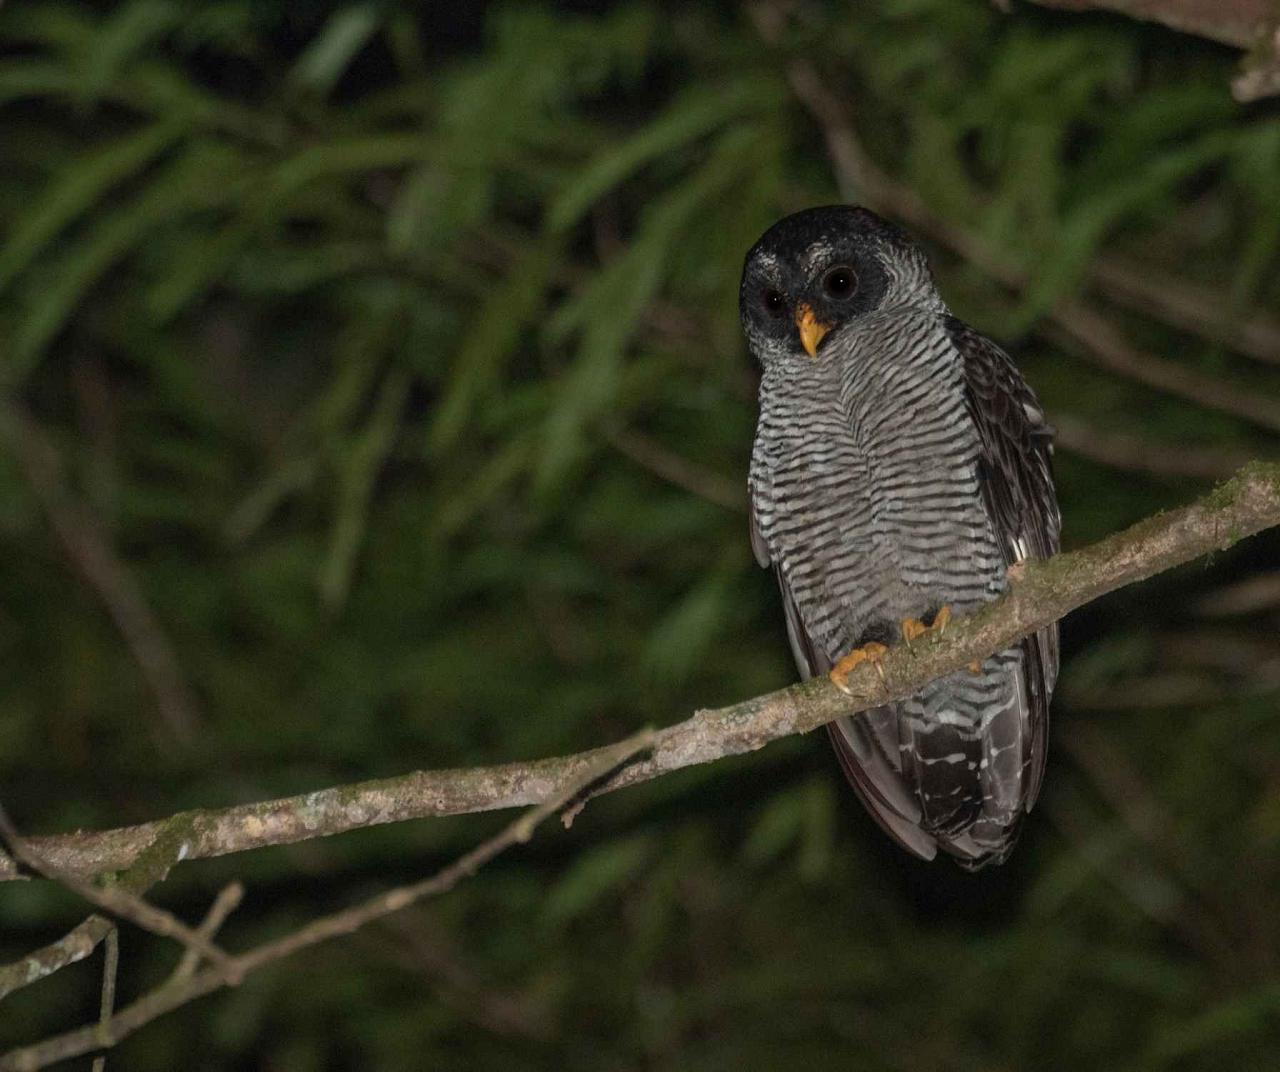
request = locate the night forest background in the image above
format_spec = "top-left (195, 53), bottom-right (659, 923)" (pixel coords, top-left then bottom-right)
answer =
top-left (3, 1), bottom-right (1280, 1068)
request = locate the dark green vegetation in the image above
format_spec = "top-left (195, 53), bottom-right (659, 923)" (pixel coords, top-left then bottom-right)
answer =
top-left (2, 2), bottom-right (1279, 1068)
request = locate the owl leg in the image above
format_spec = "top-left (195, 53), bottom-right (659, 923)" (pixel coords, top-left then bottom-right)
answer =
top-left (828, 642), bottom-right (889, 694)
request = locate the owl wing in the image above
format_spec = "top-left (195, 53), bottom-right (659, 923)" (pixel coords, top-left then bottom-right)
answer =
top-left (947, 315), bottom-right (1061, 810)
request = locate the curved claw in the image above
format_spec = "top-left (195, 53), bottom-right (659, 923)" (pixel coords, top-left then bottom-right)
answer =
top-left (828, 641), bottom-right (889, 695)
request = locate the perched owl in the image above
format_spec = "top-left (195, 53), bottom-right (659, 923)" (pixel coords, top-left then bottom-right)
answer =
top-left (740, 206), bottom-right (1060, 869)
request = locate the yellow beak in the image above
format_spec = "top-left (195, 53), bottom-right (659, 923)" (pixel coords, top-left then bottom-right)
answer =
top-left (796, 304), bottom-right (831, 358)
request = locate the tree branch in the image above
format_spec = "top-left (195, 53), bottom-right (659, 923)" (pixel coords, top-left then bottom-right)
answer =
top-left (1022, 0), bottom-right (1271, 50)
top-left (0, 809), bottom-right (202, 1000)
top-left (0, 806), bottom-right (233, 975)
top-left (169, 882), bottom-right (243, 982)
top-left (0, 916), bottom-right (114, 1002)
top-left (1090, 256), bottom-right (1280, 368)
top-left (6, 462), bottom-right (1279, 887)
top-left (0, 729), bottom-right (656, 1072)
top-left (1021, 1), bottom-right (1280, 102)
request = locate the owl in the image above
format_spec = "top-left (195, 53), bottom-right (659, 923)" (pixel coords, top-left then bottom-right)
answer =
top-left (741, 206), bottom-right (1060, 868)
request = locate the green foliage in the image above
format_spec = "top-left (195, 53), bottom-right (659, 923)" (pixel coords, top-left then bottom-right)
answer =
top-left (1, 1), bottom-right (1279, 1069)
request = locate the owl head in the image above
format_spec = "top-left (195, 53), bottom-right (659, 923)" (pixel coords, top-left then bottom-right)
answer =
top-left (739, 205), bottom-right (940, 367)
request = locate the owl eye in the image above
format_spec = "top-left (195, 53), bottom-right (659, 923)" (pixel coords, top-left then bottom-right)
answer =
top-left (822, 265), bottom-right (857, 300)
top-left (761, 288), bottom-right (787, 318)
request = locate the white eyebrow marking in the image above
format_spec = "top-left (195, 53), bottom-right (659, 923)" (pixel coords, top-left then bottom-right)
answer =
top-left (801, 241), bottom-right (836, 275)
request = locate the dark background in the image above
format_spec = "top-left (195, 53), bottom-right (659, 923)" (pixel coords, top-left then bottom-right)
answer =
top-left (2, 1), bottom-right (1279, 1067)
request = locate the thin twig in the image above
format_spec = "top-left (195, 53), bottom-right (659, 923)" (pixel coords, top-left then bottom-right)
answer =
top-left (0, 805), bottom-right (194, 1001)
top-left (605, 426), bottom-right (746, 512)
top-left (0, 402), bottom-right (201, 744)
top-left (1052, 415), bottom-right (1259, 481)
top-left (1091, 256), bottom-right (1280, 367)
top-left (1193, 570), bottom-right (1280, 617)
top-left (1041, 316), bottom-right (1280, 436)
top-left (0, 806), bottom-right (234, 976)
top-left (0, 729), bottom-right (656, 1072)
top-left (5, 461), bottom-right (1279, 886)
top-left (89, 928), bottom-right (119, 1072)
top-left (170, 882), bottom-right (244, 982)
top-left (0, 916), bottom-right (113, 1002)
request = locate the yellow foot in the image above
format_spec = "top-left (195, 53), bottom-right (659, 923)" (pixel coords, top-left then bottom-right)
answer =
top-left (901, 605), bottom-right (953, 647)
top-left (829, 642), bottom-right (889, 695)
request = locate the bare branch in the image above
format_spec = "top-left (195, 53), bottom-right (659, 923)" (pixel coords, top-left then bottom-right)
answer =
top-left (0, 916), bottom-right (114, 1002)
top-left (1021, 0), bottom-right (1271, 50)
top-left (1040, 315), bottom-right (1280, 437)
top-left (5, 463), bottom-right (1280, 1065)
top-left (0, 729), bottom-right (656, 1072)
top-left (5, 462), bottom-right (1278, 887)
top-left (0, 806), bottom-right (233, 975)
top-left (0, 821), bottom-right (192, 1001)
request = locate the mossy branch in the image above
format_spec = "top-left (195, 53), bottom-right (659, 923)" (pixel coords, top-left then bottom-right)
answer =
top-left (7, 461), bottom-right (1280, 887)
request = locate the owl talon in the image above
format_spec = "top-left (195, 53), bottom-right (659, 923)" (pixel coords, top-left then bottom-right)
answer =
top-left (900, 605), bottom-right (953, 647)
top-left (829, 642), bottom-right (889, 694)
top-left (901, 618), bottom-right (928, 647)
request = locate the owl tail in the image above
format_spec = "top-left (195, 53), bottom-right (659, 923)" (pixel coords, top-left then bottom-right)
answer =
top-left (827, 659), bottom-right (1031, 869)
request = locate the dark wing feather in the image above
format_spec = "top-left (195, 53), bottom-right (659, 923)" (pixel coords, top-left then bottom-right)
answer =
top-left (946, 315), bottom-right (1061, 811)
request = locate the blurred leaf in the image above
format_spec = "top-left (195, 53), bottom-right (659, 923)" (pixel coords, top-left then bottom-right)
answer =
top-left (2, 3), bottom-right (1279, 1068)
top-left (148, 132), bottom-right (430, 321)
top-left (5, 140), bottom-right (248, 386)
top-left (1012, 129), bottom-right (1240, 328)
top-left (428, 236), bottom-right (560, 453)
top-left (1143, 984), bottom-right (1280, 1068)
top-left (642, 568), bottom-right (733, 683)
top-left (0, 120), bottom-right (183, 290)
top-left (537, 125), bottom-right (764, 491)
top-left (319, 366), bottom-right (410, 611)
top-left (547, 81), bottom-right (769, 233)
top-left (80, 0), bottom-right (182, 106)
top-left (542, 832), bottom-right (653, 928)
top-left (289, 3), bottom-right (383, 97)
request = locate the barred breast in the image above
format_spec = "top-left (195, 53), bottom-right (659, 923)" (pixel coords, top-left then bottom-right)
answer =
top-left (750, 310), bottom-right (1031, 866)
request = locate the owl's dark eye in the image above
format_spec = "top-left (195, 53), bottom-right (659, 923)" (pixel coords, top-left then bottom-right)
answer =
top-left (823, 266), bottom-right (857, 300)
top-left (761, 288), bottom-right (787, 318)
